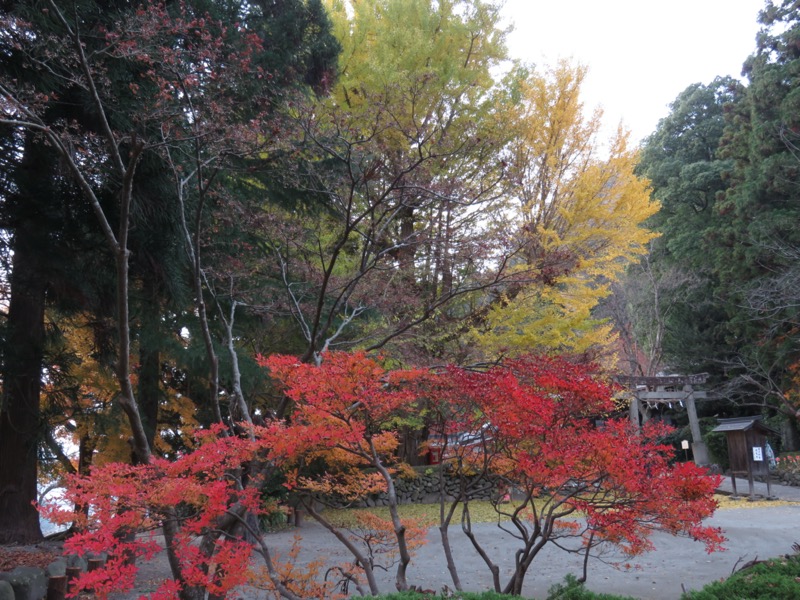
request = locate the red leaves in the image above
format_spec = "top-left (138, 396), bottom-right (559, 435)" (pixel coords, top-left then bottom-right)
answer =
top-left (262, 352), bottom-right (429, 496)
top-left (265, 351), bottom-right (424, 433)
top-left (43, 351), bottom-right (724, 598)
top-left (436, 355), bottom-right (724, 557)
top-left (41, 429), bottom-right (270, 599)
top-left (178, 538), bottom-right (253, 595)
top-left (265, 351), bottom-right (722, 558)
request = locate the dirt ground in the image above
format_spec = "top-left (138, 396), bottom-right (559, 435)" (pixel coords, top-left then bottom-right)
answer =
top-left (108, 503), bottom-right (800, 600)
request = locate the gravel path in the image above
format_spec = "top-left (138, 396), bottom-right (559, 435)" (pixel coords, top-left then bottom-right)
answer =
top-left (114, 502), bottom-right (800, 600)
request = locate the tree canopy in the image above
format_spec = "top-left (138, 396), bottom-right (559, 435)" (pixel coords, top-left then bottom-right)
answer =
top-left (623, 0), bottom-right (800, 435)
top-left (2, 4), bottom-right (770, 586)
top-left (472, 62), bottom-right (658, 361)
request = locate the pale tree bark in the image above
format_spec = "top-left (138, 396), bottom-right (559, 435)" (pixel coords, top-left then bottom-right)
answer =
top-left (367, 437), bottom-right (412, 591)
top-left (169, 138), bottom-right (225, 426)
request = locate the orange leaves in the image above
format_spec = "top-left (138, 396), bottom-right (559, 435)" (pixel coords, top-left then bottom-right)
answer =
top-left (262, 352), bottom-right (424, 500)
top-left (351, 511), bottom-right (430, 558)
top-left (264, 352), bottom-right (422, 425)
top-left (251, 535), bottom-right (346, 600)
top-left (298, 470), bottom-right (387, 502)
top-left (259, 354), bottom-right (427, 519)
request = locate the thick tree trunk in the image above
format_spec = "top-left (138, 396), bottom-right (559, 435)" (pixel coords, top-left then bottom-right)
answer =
top-left (138, 343), bottom-right (160, 450)
top-left (0, 221), bottom-right (47, 544)
top-left (781, 418), bottom-right (800, 452)
top-left (138, 276), bottom-right (162, 450)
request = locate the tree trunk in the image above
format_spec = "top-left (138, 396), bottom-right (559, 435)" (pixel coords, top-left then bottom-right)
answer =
top-left (438, 521), bottom-right (463, 591)
top-left (0, 130), bottom-right (57, 544)
top-left (304, 501), bottom-right (381, 596)
top-left (0, 220), bottom-right (47, 543)
top-left (137, 275), bottom-right (162, 450)
top-left (781, 418), bottom-right (800, 452)
top-left (369, 442), bottom-right (412, 591)
top-left (397, 427), bottom-right (425, 466)
top-left (138, 343), bottom-right (160, 450)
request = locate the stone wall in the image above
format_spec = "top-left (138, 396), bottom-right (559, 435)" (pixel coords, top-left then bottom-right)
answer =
top-left (776, 470), bottom-right (800, 486)
top-left (329, 468), bottom-right (501, 508)
top-left (0, 554), bottom-right (90, 600)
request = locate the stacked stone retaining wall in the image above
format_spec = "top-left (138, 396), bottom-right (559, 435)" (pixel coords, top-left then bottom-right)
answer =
top-left (0, 553), bottom-right (91, 600)
top-left (327, 468), bottom-right (503, 508)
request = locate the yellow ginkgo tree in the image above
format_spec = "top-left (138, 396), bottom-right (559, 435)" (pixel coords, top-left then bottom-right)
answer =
top-left (472, 61), bottom-right (659, 361)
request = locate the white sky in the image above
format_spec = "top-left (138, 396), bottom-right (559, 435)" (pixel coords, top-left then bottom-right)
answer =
top-left (501, 0), bottom-right (766, 146)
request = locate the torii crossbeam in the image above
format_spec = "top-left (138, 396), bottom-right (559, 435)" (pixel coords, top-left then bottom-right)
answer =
top-left (615, 374), bottom-right (711, 467)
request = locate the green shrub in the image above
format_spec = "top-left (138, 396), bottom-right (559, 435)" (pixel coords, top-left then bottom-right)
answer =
top-left (367, 577), bottom-right (639, 600)
top-left (366, 560), bottom-right (800, 600)
top-left (258, 505), bottom-right (289, 530)
top-left (681, 554), bottom-right (800, 599)
top-left (546, 575), bottom-right (639, 600)
top-left (701, 420), bottom-right (730, 471)
top-left (369, 591), bottom-right (517, 599)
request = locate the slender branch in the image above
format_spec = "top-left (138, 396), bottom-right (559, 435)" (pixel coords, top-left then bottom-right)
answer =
top-left (46, 0), bottom-right (127, 175)
top-left (225, 510), bottom-right (303, 600)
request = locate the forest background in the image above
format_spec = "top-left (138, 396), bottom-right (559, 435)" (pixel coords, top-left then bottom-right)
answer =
top-left (0, 0), bottom-right (799, 576)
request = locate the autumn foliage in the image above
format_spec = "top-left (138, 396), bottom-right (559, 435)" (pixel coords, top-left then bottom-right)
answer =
top-left (41, 425), bottom-right (264, 598)
top-left (43, 352), bottom-right (723, 598)
top-left (427, 355), bottom-right (723, 594)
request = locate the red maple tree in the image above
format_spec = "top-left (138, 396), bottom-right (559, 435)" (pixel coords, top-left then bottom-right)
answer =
top-left (260, 352), bottom-right (431, 594)
top-left (42, 352), bottom-right (723, 598)
top-left (428, 355), bottom-right (724, 594)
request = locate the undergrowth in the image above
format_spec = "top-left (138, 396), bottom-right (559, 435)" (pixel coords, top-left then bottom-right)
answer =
top-left (681, 553), bottom-right (800, 599)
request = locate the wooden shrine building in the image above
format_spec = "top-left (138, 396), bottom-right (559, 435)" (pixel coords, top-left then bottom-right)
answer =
top-left (712, 416), bottom-right (778, 499)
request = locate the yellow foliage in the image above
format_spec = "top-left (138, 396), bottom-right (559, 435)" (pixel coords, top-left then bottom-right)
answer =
top-left (319, 0), bottom-right (511, 188)
top-left (43, 312), bottom-right (202, 470)
top-left (324, 0), bottom-right (506, 115)
top-left (471, 61), bottom-right (659, 360)
top-left (298, 470), bottom-right (387, 502)
top-left (42, 314), bottom-right (133, 468)
top-left (154, 389), bottom-right (201, 455)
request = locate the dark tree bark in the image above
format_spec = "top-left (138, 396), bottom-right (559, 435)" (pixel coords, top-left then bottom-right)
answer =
top-left (137, 275), bottom-right (162, 451)
top-left (0, 184), bottom-right (48, 543)
top-left (0, 128), bottom-right (63, 543)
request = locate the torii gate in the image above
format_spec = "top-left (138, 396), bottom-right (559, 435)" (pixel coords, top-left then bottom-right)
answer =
top-left (616, 374), bottom-right (710, 467)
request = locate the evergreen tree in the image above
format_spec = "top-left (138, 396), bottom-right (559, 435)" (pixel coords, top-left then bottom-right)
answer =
top-left (712, 0), bottom-right (800, 416)
top-left (631, 1), bottom-right (800, 426)
top-left (634, 78), bottom-right (742, 377)
top-left (0, 0), bottom-right (338, 544)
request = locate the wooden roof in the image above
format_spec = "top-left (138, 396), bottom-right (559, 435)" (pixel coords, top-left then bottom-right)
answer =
top-left (711, 416), bottom-right (779, 435)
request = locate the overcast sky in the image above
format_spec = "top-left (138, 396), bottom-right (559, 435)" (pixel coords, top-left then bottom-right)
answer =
top-left (501, 0), bottom-right (766, 146)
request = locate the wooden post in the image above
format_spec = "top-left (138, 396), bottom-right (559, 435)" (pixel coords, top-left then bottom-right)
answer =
top-left (684, 385), bottom-right (710, 466)
top-left (66, 566), bottom-right (82, 596)
top-left (47, 575), bottom-right (67, 600)
top-left (87, 557), bottom-right (104, 572)
top-left (630, 393), bottom-right (640, 432)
